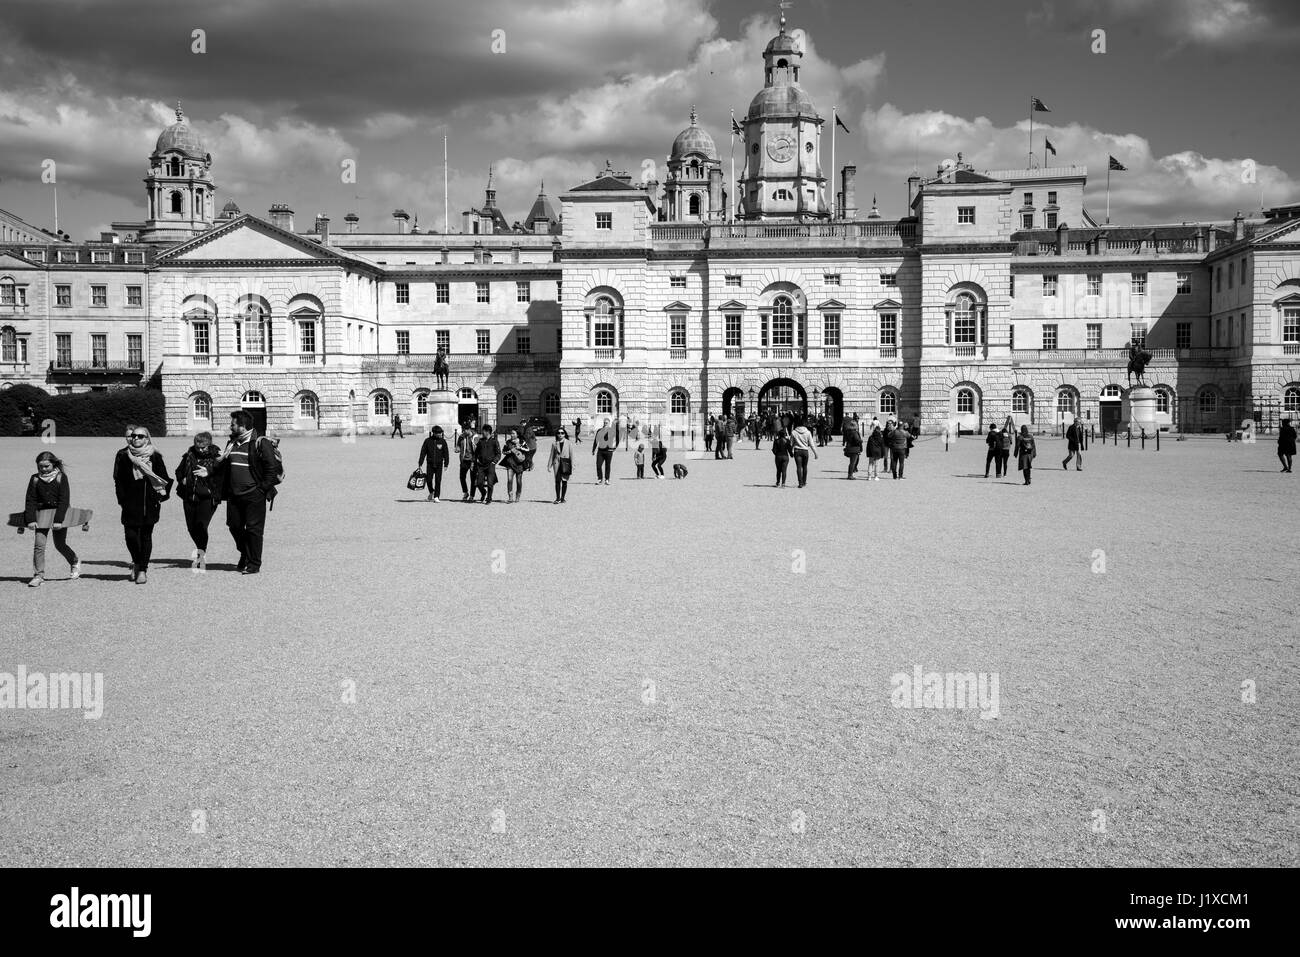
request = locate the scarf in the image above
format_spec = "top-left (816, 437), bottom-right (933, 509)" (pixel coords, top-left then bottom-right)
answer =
top-left (127, 442), bottom-right (168, 492)
top-left (37, 468), bottom-right (61, 484)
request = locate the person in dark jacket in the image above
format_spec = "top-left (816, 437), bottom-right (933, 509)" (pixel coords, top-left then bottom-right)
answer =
top-left (842, 418), bottom-right (863, 478)
top-left (418, 425), bottom-right (451, 501)
top-left (724, 415), bottom-right (737, 459)
top-left (650, 430), bottom-right (668, 478)
top-left (501, 428), bottom-right (527, 503)
top-left (985, 425), bottom-right (1001, 478)
top-left (548, 428), bottom-right (575, 503)
top-left (390, 413), bottom-right (404, 439)
top-left (23, 451), bottom-right (79, 587)
top-left (592, 418), bottom-right (617, 484)
top-left (997, 425), bottom-right (1014, 477)
top-left (865, 425), bottom-right (885, 480)
top-left (887, 420), bottom-right (911, 478)
top-left (473, 423), bottom-right (501, 503)
top-left (517, 419), bottom-right (538, 471)
top-left (1014, 425), bottom-right (1037, 485)
top-left (771, 428), bottom-right (793, 487)
top-left (113, 425), bottom-right (172, 584)
top-left (1063, 418), bottom-right (1084, 471)
top-left (713, 416), bottom-right (726, 459)
top-left (705, 415), bottom-right (715, 452)
top-left (455, 426), bottom-right (477, 501)
top-left (1278, 418), bottom-right (1296, 473)
top-left (216, 411), bottom-right (279, 575)
top-left (176, 431), bottom-right (223, 569)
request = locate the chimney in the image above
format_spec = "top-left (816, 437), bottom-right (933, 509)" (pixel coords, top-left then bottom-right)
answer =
top-left (1056, 221), bottom-right (1068, 255)
top-left (1207, 227), bottom-right (1217, 252)
top-left (708, 167), bottom-right (723, 219)
top-left (907, 174), bottom-right (921, 209)
top-left (473, 241), bottom-right (484, 264)
top-left (511, 242), bottom-right (521, 264)
top-left (842, 165), bottom-right (857, 220)
top-left (314, 214), bottom-right (330, 244)
top-left (344, 212), bottom-right (359, 234)
top-left (100, 231), bottom-right (119, 244)
top-left (1096, 232), bottom-right (1108, 254)
top-left (393, 209), bottom-right (410, 235)
top-left (1232, 211), bottom-right (1245, 241)
top-left (269, 203), bottom-right (294, 231)
top-left (440, 245), bottom-right (450, 264)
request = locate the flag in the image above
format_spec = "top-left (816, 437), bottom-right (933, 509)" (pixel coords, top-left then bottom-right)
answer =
top-left (1045, 138), bottom-right (1056, 156)
top-left (1108, 155), bottom-right (1127, 171)
top-left (730, 116), bottom-right (743, 136)
top-left (1031, 97), bottom-right (1051, 112)
top-left (835, 113), bottom-right (851, 134)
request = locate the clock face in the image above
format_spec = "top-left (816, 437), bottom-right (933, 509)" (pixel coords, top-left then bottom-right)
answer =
top-left (766, 133), bottom-right (796, 163)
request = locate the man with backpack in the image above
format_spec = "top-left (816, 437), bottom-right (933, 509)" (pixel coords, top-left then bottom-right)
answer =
top-left (217, 410), bottom-right (282, 575)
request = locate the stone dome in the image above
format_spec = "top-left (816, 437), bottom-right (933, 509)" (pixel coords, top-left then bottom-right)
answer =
top-left (671, 108), bottom-right (718, 161)
top-left (764, 30), bottom-right (800, 57)
top-left (747, 84), bottom-right (818, 120)
top-left (153, 106), bottom-right (208, 159)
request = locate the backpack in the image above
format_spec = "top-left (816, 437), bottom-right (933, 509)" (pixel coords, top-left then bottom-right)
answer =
top-left (259, 436), bottom-right (285, 485)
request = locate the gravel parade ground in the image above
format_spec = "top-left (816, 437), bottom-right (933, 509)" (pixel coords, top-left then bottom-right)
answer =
top-left (1, 432), bottom-right (1295, 867)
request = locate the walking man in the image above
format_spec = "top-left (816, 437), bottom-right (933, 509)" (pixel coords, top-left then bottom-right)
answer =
top-left (219, 410), bottom-right (280, 575)
top-left (725, 414), bottom-right (736, 459)
top-left (888, 420), bottom-right (910, 479)
top-left (1063, 417), bottom-right (1084, 470)
top-left (985, 424), bottom-right (1001, 478)
top-left (456, 425), bottom-right (477, 501)
top-left (592, 417), bottom-right (617, 485)
top-left (1279, 417), bottom-right (1296, 473)
top-left (391, 412), bottom-right (404, 439)
top-left (418, 425), bottom-right (450, 502)
top-left (790, 417), bottom-right (817, 487)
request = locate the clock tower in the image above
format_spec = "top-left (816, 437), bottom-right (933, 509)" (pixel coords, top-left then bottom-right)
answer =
top-left (736, 13), bottom-right (828, 220)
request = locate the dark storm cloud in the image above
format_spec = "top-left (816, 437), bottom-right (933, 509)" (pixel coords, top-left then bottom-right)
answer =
top-left (1027, 0), bottom-right (1300, 47)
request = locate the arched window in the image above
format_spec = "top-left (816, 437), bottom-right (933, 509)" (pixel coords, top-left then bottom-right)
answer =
top-left (1283, 386), bottom-right (1300, 413)
top-left (297, 393), bottom-right (318, 419)
top-left (670, 390), bottom-right (688, 414)
top-left (415, 391), bottom-right (429, 415)
top-left (596, 389), bottom-right (614, 415)
top-left (192, 393), bottom-right (212, 420)
top-left (239, 304), bottom-right (269, 354)
top-left (500, 390), bottom-right (519, 417)
top-left (878, 389), bottom-right (898, 416)
top-left (1155, 388), bottom-right (1172, 414)
top-left (1012, 387), bottom-right (1032, 415)
top-left (593, 297), bottom-right (617, 348)
top-left (170, 191), bottom-right (183, 214)
top-left (772, 189), bottom-right (793, 201)
top-left (956, 388), bottom-right (976, 414)
top-left (0, 327), bottom-right (16, 363)
top-left (688, 194), bottom-right (702, 216)
top-left (457, 387), bottom-right (476, 401)
top-left (374, 392), bottom-right (391, 417)
top-left (241, 391), bottom-right (265, 404)
top-left (952, 294), bottom-right (977, 344)
top-left (1056, 389), bottom-right (1077, 415)
top-left (1101, 384), bottom-right (1122, 399)
top-left (543, 391), bottom-right (561, 416)
top-left (1198, 389), bottom-right (1218, 415)
top-left (771, 295), bottom-right (794, 347)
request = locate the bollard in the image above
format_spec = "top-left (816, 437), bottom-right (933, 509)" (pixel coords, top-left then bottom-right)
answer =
top-left (1155, 429), bottom-right (1160, 451)
top-left (1127, 430), bottom-right (1131, 448)
top-left (1140, 429), bottom-right (1146, 449)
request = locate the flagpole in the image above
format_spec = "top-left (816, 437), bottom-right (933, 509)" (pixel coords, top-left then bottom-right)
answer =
top-left (1028, 97), bottom-right (1033, 169)
top-left (831, 107), bottom-right (837, 217)
top-left (730, 110), bottom-right (737, 224)
top-left (1106, 165), bottom-right (1111, 225)
top-left (443, 133), bottom-right (449, 234)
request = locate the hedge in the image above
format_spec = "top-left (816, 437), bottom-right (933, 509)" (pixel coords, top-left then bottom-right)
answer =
top-left (0, 386), bottom-right (166, 437)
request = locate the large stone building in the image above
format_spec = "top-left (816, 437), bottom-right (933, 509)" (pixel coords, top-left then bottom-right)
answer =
top-left (3, 18), bottom-right (1299, 437)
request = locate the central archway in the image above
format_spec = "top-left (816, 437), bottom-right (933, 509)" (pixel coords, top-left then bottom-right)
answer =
top-left (758, 378), bottom-right (807, 422)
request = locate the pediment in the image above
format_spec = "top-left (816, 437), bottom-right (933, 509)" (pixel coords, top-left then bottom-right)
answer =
top-left (716, 299), bottom-right (748, 310)
top-left (817, 298), bottom-right (846, 310)
top-left (158, 215), bottom-right (345, 263)
top-left (873, 298), bottom-right (903, 310)
top-left (1258, 218), bottom-right (1300, 244)
top-left (0, 253), bottom-right (37, 272)
top-left (662, 300), bottom-right (693, 311)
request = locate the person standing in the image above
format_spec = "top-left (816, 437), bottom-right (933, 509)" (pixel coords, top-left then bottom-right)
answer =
top-left (518, 418), bottom-right (538, 471)
top-left (572, 417), bottom-right (582, 442)
top-left (1014, 425), bottom-right (1037, 485)
top-left (724, 415), bottom-right (737, 459)
top-left (176, 431), bottom-right (223, 569)
top-left (888, 420), bottom-right (911, 479)
top-left (633, 442), bottom-right (646, 478)
top-left (455, 426), bottom-right (477, 501)
top-left (113, 425), bottom-right (171, 584)
top-left (549, 427), bottom-right (575, 503)
top-left (501, 428), bottom-right (527, 503)
top-left (418, 425), bottom-right (451, 502)
top-left (771, 427), bottom-right (793, 487)
top-left (865, 424), bottom-right (885, 480)
top-left (882, 419), bottom-right (895, 475)
top-left (842, 416), bottom-right (863, 479)
top-left (790, 418), bottom-right (817, 488)
top-left (217, 411), bottom-right (279, 575)
top-left (1278, 417), bottom-right (1296, 473)
top-left (997, 425), bottom-right (1014, 478)
top-left (705, 415), bottom-right (715, 453)
top-left (23, 451), bottom-right (80, 587)
top-left (713, 416), bottom-right (726, 459)
top-left (473, 423), bottom-right (501, 503)
top-left (391, 412), bottom-right (404, 439)
top-left (592, 418), bottom-right (617, 485)
top-left (1063, 418), bottom-right (1084, 471)
top-left (984, 425), bottom-right (1001, 479)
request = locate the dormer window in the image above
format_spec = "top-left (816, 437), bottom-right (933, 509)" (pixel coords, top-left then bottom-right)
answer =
top-left (168, 157), bottom-right (181, 177)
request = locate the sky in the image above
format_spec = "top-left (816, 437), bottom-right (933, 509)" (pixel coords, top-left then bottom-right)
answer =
top-left (0, 0), bottom-right (1296, 241)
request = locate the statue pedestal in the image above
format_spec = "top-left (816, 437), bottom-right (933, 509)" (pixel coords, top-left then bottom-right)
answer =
top-left (426, 390), bottom-right (459, 434)
top-left (1123, 386), bottom-right (1159, 433)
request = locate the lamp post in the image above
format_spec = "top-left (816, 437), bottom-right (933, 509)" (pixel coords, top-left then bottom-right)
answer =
top-left (811, 387), bottom-right (820, 430)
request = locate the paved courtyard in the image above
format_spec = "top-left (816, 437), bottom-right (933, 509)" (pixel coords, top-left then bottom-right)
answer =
top-left (0, 431), bottom-right (1295, 866)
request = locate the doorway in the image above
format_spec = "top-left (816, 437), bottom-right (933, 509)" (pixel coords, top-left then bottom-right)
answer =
top-left (241, 391), bottom-right (267, 434)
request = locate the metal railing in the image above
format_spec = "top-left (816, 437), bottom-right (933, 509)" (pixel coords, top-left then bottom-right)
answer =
top-left (48, 360), bottom-right (144, 374)
top-left (669, 347), bottom-right (687, 359)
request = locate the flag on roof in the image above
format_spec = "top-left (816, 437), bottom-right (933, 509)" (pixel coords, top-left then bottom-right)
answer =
top-left (1045, 138), bottom-right (1056, 156)
top-left (835, 113), bottom-right (851, 133)
top-left (1031, 97), bottom-right (1051, 112)
top-left (1108, 155), bottom-right (1128, 171)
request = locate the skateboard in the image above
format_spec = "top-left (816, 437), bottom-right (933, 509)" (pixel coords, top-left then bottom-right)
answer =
top-left (8, 508), bottom-right (94, 532)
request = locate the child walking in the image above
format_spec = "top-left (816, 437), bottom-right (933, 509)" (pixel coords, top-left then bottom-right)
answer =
top-left (23, 451), bottom-right (80, 587)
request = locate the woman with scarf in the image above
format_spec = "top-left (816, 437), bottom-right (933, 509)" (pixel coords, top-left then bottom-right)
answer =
top-left (500, 427), bottom-right (528, 503)
top-left (175, 430), bottom-right (222, 569)
top-left (23, 451), bottom-right (80, 587)
top-left (112, 424), bottom-right (172, 584)
top-left (548, 427), bottom-right (575, 503)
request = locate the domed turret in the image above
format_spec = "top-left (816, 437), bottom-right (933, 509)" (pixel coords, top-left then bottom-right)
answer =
top-left (671, 107), bottom-right (719, 162)
top-left (153, 104), bottom-right (209, 160)
top-left (139, 102), bottom-right (217, 242)
top-left (665, 107), bottom-right (722, 222)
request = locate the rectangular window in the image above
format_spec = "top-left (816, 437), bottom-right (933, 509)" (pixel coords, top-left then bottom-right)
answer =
top-left (125, 250), bottom-right (145, 264)
top-left (0, 285), bottom-right (13, 305)
top-left (91, 334), bottom-right (107, 367)
top-left (516, 281), bottom-right (531, 302)
top-left (126, 334), bottom-right (142, 366)
top-left (476, 282), bottom-right (490, 303)
top-left (55, 334), bottom-right (72, 367)
top-left (1087, 273), bottom-right (1102, 296)
top-left (396, 330), bottom-right (410, 355)
top-left (516, 329), bottom-right (531, 354)
top-left (1043, 275), bottom-right (1058, 297)
top-left (25, 249), bottom-right (45, 262)
top-left (953, 308), bottom-right (977, 344)
top-left (476, 329), bottom-right (490, 355)
top-left (1024, 192), bottom-right (1034, 206)
top-left (1045, 211), bottom-right (1058, 229)
top-left (670, 275), bottom-right (686, 289)
top-left (670, 314), bottom-right (686, 350)
top-left (436, 330), bottom-right (450, 354)
top-left (595, 212), bottom-right (612, 230)
top-left (823, 314), bottom-right (841, 348)
top-left (557, 280), bottom-right (562, 302)
top-left (1086, 323), bottom-right (1102, 349)
top-left (957, 206), bottom-right (975, 224)
top-left (59, 249), bottom-right (77, 264)
top-left (1176, 322), bottom-right (1192, 349)
top-left (1047, 191), bottom-right (1057, 205)
top-left (92, 250), bottom-right (111, 264)
top-left (879, 271), bottom-right (897, 287)
top-left (1009, 324), bottom-right (1015, 349)
top-left (556, 328), bottom-right (561, 353)
top-left (1131, 323), bottom-right (1148, 348)
top-left (725, 275), bottom-right (742, 287)
top-left (1010, 274), bottom-right (1015, 298)
top-left (1021, 213), bottom-right (1034, 229)
top-left (1042, 324), bottom-right (1058, 350)
top-left (1177, 272), bottom-right (1192, 295)
top-left (126, 285), bottom-right (142, 306)
top-left (56, 285), bottom-right (71, 307)
top-left (1216, 267), bottom-right (1222, 293)
top-left (396, 283), bottom-right (409, 304)
top-left (725, 313), bottom-right (742, 348)
top-left (823, 273), bottom-right (841, 285)
top-left (771, 310), bottom-right (793, 347)
top-left (192, 323), bottom-right (210, 355)
top-left (435, 282), bottom-right (450, 304)
top-left (879, 313), bottom-right (898, 347)
top-left (1131, 272), bottom-right (1147, 296)
top-left (299, 322), bottom-right (315, 354)
top-left (91, 285), bottom-right (107, 307)
top-left (1281, 308), bottom-right (1299, 344)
